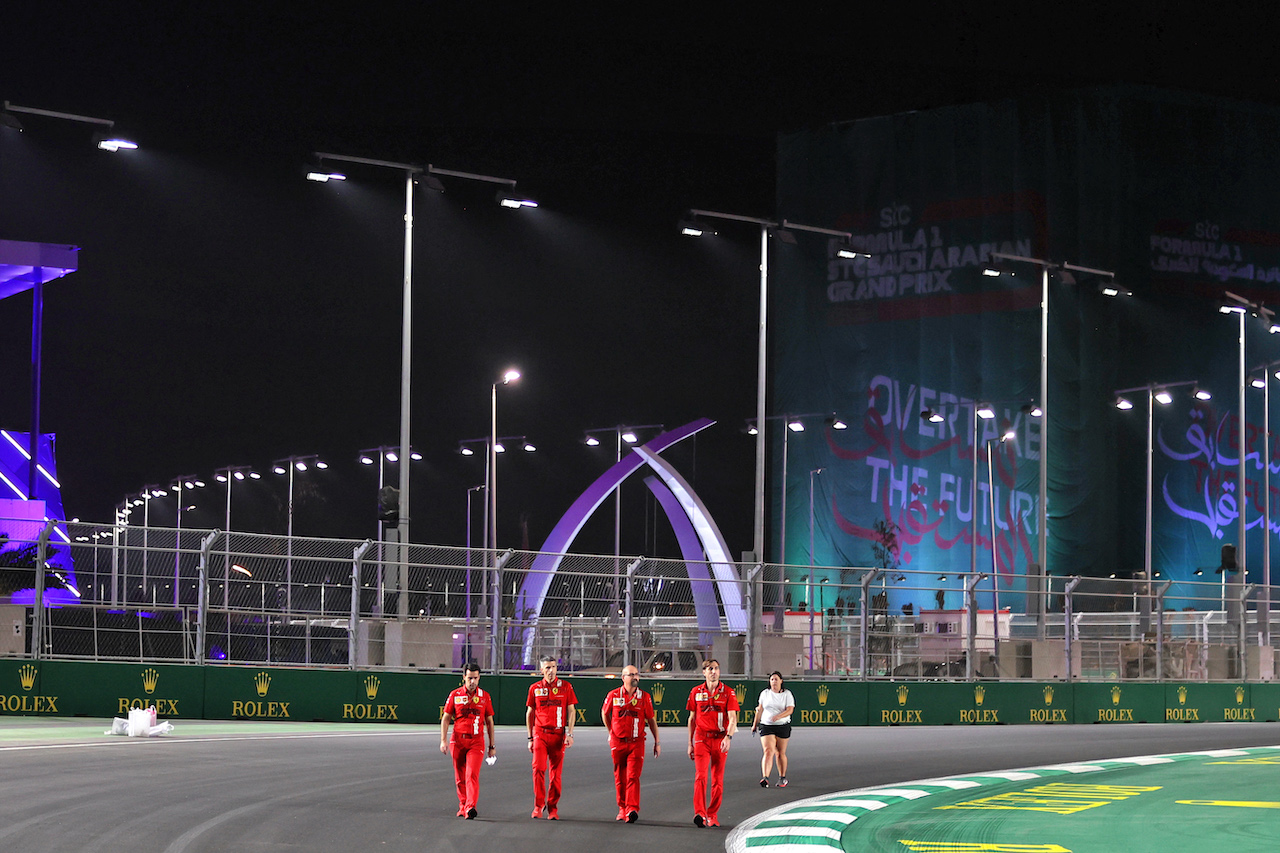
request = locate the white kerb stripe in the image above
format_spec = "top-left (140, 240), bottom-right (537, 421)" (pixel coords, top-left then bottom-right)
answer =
top-left (765, 811), bottom-right (858, 825)
top-left (802, 799), bottom-right (888, 811)
top-left (856, 788), bottom-right (931, 799)
top-left (743, 826), bottom-right (844, 841)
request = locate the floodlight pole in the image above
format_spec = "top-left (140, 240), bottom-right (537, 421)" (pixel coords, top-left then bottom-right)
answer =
top-left (989, 253), bottom-right (1116, 588)
top-left (685, 209), bottom-right (852, 676)
top-left (312, 152), bottom-right (525, 624)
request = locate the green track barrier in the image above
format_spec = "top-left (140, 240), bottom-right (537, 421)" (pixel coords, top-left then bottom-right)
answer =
top-left (42, 660), bottom-right (206, 719)
top-left (6, 661), bottom-right (1280, 728)
top-left (869, 681), bottom-right (1071, 726)
top-left (1164, 682), bottom-right (1259, 723)
top-left (1074, 682), bottom-right (1164, 723)
top-left (0, 659), bottom-right (49, 714)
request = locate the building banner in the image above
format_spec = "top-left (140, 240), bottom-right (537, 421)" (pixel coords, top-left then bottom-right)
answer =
top-left (775, 88), bottom-right (1280, 617)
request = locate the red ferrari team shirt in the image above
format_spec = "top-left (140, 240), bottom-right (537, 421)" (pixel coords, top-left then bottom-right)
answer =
top-left (445, 686), bottom-right (493, 740)
top-left (686, 681), bottom-right (739, 735)
top-left (527, 678), bottom-right (578, 729)
top-left (602, 687), bottom-right (654, 740)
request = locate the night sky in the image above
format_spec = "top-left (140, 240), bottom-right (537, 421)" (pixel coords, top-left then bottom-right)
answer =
top-left (4, 5), bottom-right (1279, 557)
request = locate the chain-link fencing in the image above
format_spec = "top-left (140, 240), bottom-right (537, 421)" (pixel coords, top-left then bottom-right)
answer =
top-left (1, 516), bottom-right (1276, 679)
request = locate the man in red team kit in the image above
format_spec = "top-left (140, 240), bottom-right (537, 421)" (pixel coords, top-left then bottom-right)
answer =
top-left (439, 662), bottom-right (496, 819)
top-left (526, 655), bottom-right (577, 819)
top-left (686, 658), bottom-right (738, 828)
top-left (601, 664), bottom-right (661, 824)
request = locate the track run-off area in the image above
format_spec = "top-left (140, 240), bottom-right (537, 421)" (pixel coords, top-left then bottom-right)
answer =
top-left (729, 746), bottom-right (1280, 853)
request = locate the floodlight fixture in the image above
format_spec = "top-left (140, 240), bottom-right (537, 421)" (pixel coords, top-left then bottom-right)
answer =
top-left (1253, 374), bottom-right (1267, 389)
top-left (1115, 396), bottom-right (1134, 410)
top-left (829, 416), bottom-right (848, 430)
top-left (1193, 385), bottom-right (1212, 401)
top-left (920, 408), bottom-right (945, 424)
top-left (1021, 403), bottom-right (1044, 418)
top-left (786, 419), bottom-right (805, 432)
top-left (496, 183), bottom-right (537, 209)
top-left (621, 431), bottom-right (638, 444)
top-left (307, 170), bottom-right (346, 182)
top-left (583, 435), bottom-right (601, 447)
top-left (976, 403), bottom-right (996, 420)
top-left (1099, 281), bottom-right (1132, 297)
top-left (1154, 389), bottom-right (1174, 405)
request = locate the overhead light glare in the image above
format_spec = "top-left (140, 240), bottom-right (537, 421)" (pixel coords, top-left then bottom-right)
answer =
top-left (1154, 389), bottom-right (1174, 405)
top-left (787, 420), bottom-right (805, 432)
top-left (976, 404), bottom-right (996, 419)
top-left (621, 431), bottom-right (639, 444)
top-left (307, 171), bottom-right (346, 182)
top-left (1115, 396), bottom-right (1133, 410)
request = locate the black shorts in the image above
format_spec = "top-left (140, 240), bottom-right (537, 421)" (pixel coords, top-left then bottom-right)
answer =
top-left (759, 723), bottom-right (791, 739)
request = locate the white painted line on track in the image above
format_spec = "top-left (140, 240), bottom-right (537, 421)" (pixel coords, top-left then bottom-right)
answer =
top-left (0, 729), bottom-right (428, 752)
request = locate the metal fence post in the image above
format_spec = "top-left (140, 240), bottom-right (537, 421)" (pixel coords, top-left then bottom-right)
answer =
top-left (1064, 576), bottom-right (1083, 680)
top-left (1239, 583), bottom-right (1256, 680)
top-left (623, 557), bottom-right (644, 668)
top-left (32, 520), bottom-right (56, 660)
top-left (1155, 580), bottom-right (1171, 679)
top-left (964, 572), bottom-right (987, 680)
top-left (195, 531), bottom-right (220, 665)
top-left (350, 540), bottom-right (372, 670)
top-left (743, 562), bottom-right (762, 677)
top-left (490, 549), bottom-right (513, 672)
top-left (859, 570), bottom-right (882, 678)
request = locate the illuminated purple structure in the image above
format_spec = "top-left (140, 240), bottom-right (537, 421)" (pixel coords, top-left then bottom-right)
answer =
top-left (517, 419), bottom-right (747, 664)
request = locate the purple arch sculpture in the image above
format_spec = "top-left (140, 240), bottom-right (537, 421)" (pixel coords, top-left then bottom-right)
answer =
top-left (631, 446), bottom-right (746, 631)
top-left (517, 417), bottom-right (748, 664)
top-left (643, 476), bottom-right (722, 645)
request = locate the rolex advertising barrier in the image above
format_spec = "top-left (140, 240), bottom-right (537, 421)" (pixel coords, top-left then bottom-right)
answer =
top-left (3, 660), bottom-right (1279, 725)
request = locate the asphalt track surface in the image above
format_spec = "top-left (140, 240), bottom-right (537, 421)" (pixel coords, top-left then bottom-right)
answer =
top-left (3, 718), bottom-right (1280, 852)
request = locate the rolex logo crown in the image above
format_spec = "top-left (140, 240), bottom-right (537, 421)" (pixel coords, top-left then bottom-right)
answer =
top-left (896, 684), bottom-right (909, 706)
top-left (816, 684), bottom-right (830, 706)
top-left (1043, 685), bottom-right (1054, 706)
top-left (974, 685), bottom-right (985, 706)
top-left (1235, 686), bottom-right (1245, 705)
top-left (142, 668), bottom-right (160, 695)
top-left (734, 684), bottom-right (746, 705)
top-left (650, 682), bottom-right (664, 704)
top-left (364, 675), bottom-right (380, 700)
top-left (1110, 685), bottom-right (1122, 705)
top-left (18, 663), bottom-right (37, 691)
top-left (1177, 685), bottom-right (1187, 706)
top-left (255, 672), bottom-right (272, 697)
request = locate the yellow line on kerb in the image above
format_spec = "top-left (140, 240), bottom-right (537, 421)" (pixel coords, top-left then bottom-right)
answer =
top-left (1176, 800), bottom-right (1280, 809)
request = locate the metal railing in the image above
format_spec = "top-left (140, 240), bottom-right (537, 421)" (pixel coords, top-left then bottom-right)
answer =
top-left (1, 517), bottom-right (1276, 679)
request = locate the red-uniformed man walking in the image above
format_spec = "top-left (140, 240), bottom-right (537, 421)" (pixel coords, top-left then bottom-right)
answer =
top-left (526, 655), bottom-right (577, 819)
top-left (686, 658), bottom-right (738, 828)
top-left (439, 662), bottom-right (496, 819)
top-left (601, 664), bottom-right (661, 824)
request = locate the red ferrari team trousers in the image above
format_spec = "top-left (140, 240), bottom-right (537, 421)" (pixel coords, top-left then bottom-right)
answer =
top-left (692, 734), bottom-right (727, 819)
top-left (532, 729), bottom-right (567, 809)
top-left (451, 737), bottom-right (484, 810)
top-left (609, 737), bottom-right (646, 812)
